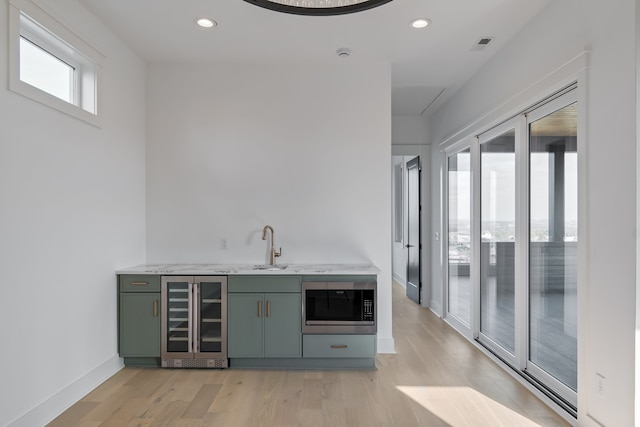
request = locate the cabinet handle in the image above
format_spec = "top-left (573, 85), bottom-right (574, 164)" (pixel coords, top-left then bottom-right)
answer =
top-left (153, 300), bottom-right (158, 317)
top-left (258, 301), bottom-right (262, 317)
top-left (130, 282), bottom-right (149, 286)
top-left (266, 301), bottom-right (271, 318)
top-left (331, 345), bottom-right (348, 349)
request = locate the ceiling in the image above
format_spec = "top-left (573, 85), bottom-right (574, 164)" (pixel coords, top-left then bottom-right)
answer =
top-left (80, 0), bottom-right (550, 117)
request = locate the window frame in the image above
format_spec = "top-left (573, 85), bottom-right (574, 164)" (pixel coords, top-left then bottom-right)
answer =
top-left (8, 0), bottom-right (103, 126)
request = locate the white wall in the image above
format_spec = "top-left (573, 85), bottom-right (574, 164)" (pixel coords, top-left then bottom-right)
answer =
top-left (429, 0), bottom-right (635, 425)
top-left (146, 62), bottom-right (394, 352)
top-left (0, 1), bottom-right (147, 425)
top-left (392, 115), bottom-right (428, 145)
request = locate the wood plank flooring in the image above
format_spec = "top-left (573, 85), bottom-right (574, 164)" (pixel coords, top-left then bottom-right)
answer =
top-left (48, 281), bottom-right (571, 427)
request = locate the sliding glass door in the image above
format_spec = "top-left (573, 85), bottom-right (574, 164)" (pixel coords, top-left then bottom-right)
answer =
top-left (446, 148), bottom-right (472, 327)
top-left (526, 95), bottom-right (578, 406)
top-left (442, 86), bottom-right (578, 412)
top-left (478, 120), bottom-right (518, 361)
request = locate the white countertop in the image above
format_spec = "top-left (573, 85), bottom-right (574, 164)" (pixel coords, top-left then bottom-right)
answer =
top-left (116, 263), bottom-right (380, 275)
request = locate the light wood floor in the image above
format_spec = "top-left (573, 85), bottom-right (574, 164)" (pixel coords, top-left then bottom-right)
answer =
top-left (48, 281), bottom-right (571, 427)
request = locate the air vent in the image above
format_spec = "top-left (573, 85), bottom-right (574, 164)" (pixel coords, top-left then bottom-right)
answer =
top-left (471, 36), bottom-right (494, 51)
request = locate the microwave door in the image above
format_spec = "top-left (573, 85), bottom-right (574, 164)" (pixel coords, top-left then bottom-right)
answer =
top-left (307, 289), bottom-right (360, 322)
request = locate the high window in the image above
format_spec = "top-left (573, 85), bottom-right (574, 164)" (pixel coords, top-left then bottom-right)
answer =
top-left (8, 0), bottom-right (102, 126)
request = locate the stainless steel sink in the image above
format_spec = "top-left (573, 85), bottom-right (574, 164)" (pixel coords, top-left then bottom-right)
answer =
top-left (252, 264), bottom-right (288, 271)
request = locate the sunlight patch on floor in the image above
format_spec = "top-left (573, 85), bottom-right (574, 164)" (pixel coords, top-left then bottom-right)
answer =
top-left (397, 386), bottom-right (543, 427)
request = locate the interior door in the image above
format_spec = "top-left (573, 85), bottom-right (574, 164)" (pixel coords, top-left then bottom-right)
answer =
top-left (406, 156), bottom-right (421, 304)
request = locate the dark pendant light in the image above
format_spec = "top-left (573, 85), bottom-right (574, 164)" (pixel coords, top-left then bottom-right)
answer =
top-left (242, 0), bottom-right (393, 16)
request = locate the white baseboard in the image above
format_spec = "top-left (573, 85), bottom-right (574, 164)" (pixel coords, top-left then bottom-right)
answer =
top-left (392, 272), bottom-right (406, 286)
top-left (377, 336), bottom-right (396, 354)
top-left (429, 299), bottom-right (443, 317)
top-left (9, 355), bottom-right (123, 427)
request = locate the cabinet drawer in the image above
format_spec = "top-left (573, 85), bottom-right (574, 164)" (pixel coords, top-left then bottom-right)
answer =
top-left (303, 335), bottom-right (376, 358)
top-left (228, 276), bottom-right (301, 293)
top-left (119, 275), bottom-right (161, 292)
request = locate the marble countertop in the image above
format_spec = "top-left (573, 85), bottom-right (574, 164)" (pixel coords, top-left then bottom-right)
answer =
top-left (116, 263), bottom-right (380, 275)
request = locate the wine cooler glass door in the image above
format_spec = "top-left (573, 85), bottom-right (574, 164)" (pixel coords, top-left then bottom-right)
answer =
top-left (163, 277), bottom-right (193, 357)
top-left (196, 277), bottom-right (227, 358)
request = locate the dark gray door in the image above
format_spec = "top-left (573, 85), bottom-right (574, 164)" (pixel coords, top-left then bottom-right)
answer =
top-left (406, 157), bottom-right (421, 304)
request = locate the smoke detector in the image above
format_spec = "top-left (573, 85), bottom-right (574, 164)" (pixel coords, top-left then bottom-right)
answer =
top-left (336, 48), bottom-right (351, 58)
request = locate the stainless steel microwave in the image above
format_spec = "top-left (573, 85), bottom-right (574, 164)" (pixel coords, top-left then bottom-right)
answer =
top-left (302, 281), bottom-right (376, 334)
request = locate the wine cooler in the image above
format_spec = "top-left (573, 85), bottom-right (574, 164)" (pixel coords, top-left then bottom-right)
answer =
top-left (161, 276), bottom-right (228, 368)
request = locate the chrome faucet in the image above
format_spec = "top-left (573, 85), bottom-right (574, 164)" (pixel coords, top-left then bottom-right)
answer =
top-left (262, 225), bottom-right (282, 265)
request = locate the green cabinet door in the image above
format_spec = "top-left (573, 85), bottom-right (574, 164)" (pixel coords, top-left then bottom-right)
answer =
top-left (227, 293), bottom-right (264, 357)
top-left (119, 293), bottom-right (160, 357)
top-left (264, 293), bottom-right (301, 358)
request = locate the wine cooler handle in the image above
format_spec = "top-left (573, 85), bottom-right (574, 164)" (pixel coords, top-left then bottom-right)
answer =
top-left (258, 300), bottom-right (262, 317)
top-left (187, 283), bottom-right (193, 354)
top-left (153, 300), bottom-right (158, 317)
top-left (193, 283), bottom-right (199, 354)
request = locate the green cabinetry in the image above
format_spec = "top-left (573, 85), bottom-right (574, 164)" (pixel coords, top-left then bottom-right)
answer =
top-left (117, 270), bottom-right (377, 369)
top-left (118, 275), bottom-right (161, 366)
top-left (228, 293), bottom-right (263, 357)
top-left (227, 276), bottom-right (301, 360)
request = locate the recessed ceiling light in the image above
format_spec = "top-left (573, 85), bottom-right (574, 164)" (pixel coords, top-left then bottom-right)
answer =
top-left (195, 18), bottom-right (217, 28)
top-left (410, 18), bottom-right (431, 29)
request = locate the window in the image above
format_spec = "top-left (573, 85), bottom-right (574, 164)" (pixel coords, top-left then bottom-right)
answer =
top-left (19, 36), bottom-right (74, 103)
top-left (8, 0), bottom-right (103, 126)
